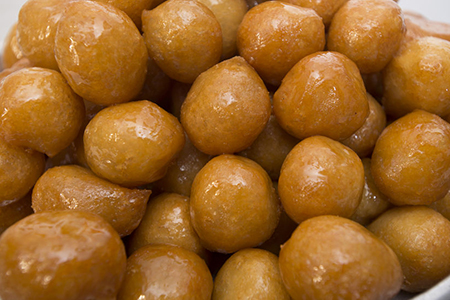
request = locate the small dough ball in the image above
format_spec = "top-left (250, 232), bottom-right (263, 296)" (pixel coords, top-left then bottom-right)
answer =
top-left (239, 113), bottom-right (299, 181)
top-left (197, 0), bottom-right (248, 59)
top-left (190, 154), bottom-right (280, 253)
top-left (142, 0), bottom-right (222, 83)
top-left (273, 51), bottom-right (369, 141)
top-left (55, 0), bottom-right (147, 105)
top-left (278, 136), bottom-right (364, 224)
top-left (0, 67), bottom-right (85, 157)
top-left (280, 215), bottom-right (403, 300)
top-left (117, 244), bottom-right (213, 300)
top-left (84, 100), bottom-right (185, 187)
top-left (2, 23), bottom-right (24, 69)
top-left (350, 158), bottom-right (392, 226)
top-left (212, 248), bottom-right (290, 300)
top-left (181, 56), bottom-right (271, 155)
top-left (237, 1), bottom-right (325, 86)
top-left (371, 110), bottom-right (450, 206)
top-left (0, 211), bottom-right (126, 300)
top-left (341, 93), bottom-right (387, 158)
top-left (283, 0), bottom-right (348, 27)
top-left (430, 191), bottom-right (450, 220)
top-left (17, 0), bottom-right (68, 70)
top-left (382, 37), bottom-right (450, 118)
top-left (32, 165), bottom-right (151, 237)
top-left (368, 206), bottom-right (450, 293)
top-left (0, 193), bottom-right (33, 235)
top-left (127, 193), bottom-right (207, 259)
top-left (154, 135), bottom-right (211, 196)
top-left (327, 0), bottom-right (405, 74)
top-left (0, 139), bottom-right (45, 204)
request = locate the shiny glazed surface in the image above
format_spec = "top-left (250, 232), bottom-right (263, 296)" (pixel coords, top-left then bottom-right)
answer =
top-left (0, 210), bottom-right (127, 300)
top-left (117, 244), bottom-right (213, 300)
top-left (32, 165), bottom-right (151, 237)
top-left (273, 51), bottom-right (369, 141)
top-left (279, 215), bottom-right (403, 300)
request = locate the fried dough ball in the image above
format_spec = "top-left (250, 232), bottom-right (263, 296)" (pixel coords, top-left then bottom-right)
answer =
top-left (341, 93), bottom-right (387, 158)
top-left (180, 56), bottom-right (271, 155)
top-left (190, 154), bottom-right (280, 253)
top-left (0, 193), bottom-right (33, 235)
top-left (371, 110), bottom-right (450, 206)
top-left (117, 244), bottom-right (213, 300)
top-left (0, 138), bottom-right (44, 205)
top-left (279, 215), bottom-right (403, 300)
top-left (273, 51), bottom-right (369, 141)
top-left (2, 23), bottom-right (24, 69)
top-left (0, 211), bottom-right (127, 300)
top-left (328, 0), bottom-right (405, 74)
top-left (127, 193), bottom-right (208, 259)
top-left (382, 37), bottom-right (450, 118)
top-left (197, 0), bottom-right (248, 59)
top-left (93, 0), bottom-right (157, 29)
top-left (0, 67), bottom-right (85, 157)
top-left (239, 114), bottom-right (299, 181)
top-left (55, 0), bottom-right (147, 106)
top-left (154, 134), bottom-right (211, 196)
top-left (368, 206), bottom-right (450, 293)
top-left (17, 0), bottom-right (68, 70)
top-left (84, 100), bottom-right (185, 187)
top-left (32, 165), bottom-right (151, 237)
top-left (429, 191), bottom-right (450, 221)
top-left (283, 0), bottom-right (348, 27)
top-left (237, 1), bottom-right (325, 86)
top-left (142, 0), bottom-right (222, 83)
top-left (212, 248), bottom-right (290, 300)
top-left (403, 11), bottom-right (450, 43)
top-left (278, 136), bottom-right (364, 224)
top-left (350, 158), bottom-right (392, 226)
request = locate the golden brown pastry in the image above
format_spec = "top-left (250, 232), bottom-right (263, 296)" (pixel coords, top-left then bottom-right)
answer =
top-left (273, 51), bottom-right (369, 141)
top-left (181, 56), bottom-right (271, 155)
top-left (403, 11), bottom-right (450, 43)
top-left (117, 244), bottom-right (213, 300)
top-left (371, 110), bottom-right (450, 206)
top-left (368, 206), bottom-right (450, 293)
top-left (142, 0), bottom-right (222, 83)
top-left (190, 154), bottom-right (280, 253)
top-left (84, 100), bottom-right (185, 187)
top-left (327, 0), bottom-right (405, 74)
top-left (237, 1), bottom-right (325, 86)
top-left (0, 67), bottom-right (85, 157)
top-left (0, 210), bottom-right (127, 300)
top-left (212, 248), bottom-right (290, 300)
top-left (55, 0), bottom-right (147, 105)
top-left (278, 135), bottom-right (364, 224)
top-left (32, 165), bottom-right (151, 237)
top-left (280, 215), bottom-right (403, 300)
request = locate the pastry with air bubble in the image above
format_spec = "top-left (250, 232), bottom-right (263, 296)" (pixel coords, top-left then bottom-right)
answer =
top-left (368, 206), bottom-right (450, 293)
top-left (117, 244), bottom-right (213, 300)
top-left (181, 56), bottom-right (271, 155)
top-left (142, 0), bottom-right (222, 83)
top-left (0, 67), bottom-right (85, 157)
top-left (278, 135), bottom-right (364, 224)
top-left (0, 210), bottom-right (127, 300)
top-left (84, 100), bottom-right (185, 187)
top-left (32, 165), bottom-right (151, 237)
top-left (383, 37), bottom-right (450, 118)
top-left (279, 215), bottom-right (403, 300)
top-left (127, 193), bottom-right (207, 259)
top-left (212, 248), bottom-right (290, 300)
top-left (55, 0), bottom-right (147, 105)
top-left (371, 110), bottom-right (450, 206)
top-left (190, 154), bottom-right (280, 253)
top-left (327, 0), bottom-right (405, 74)
top-left (237, 1), bottom-right (325, 86)
top-left (273, 51), bottom-right (369, 141)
